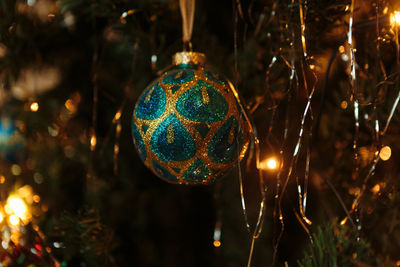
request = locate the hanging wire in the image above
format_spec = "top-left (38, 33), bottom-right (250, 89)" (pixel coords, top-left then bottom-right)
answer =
top-left (232, 1), bottom-right (269, 266)
top-left (296, 0), bottom-right (314, 227)
top-left (87, 4), bottom-right (100, 183)
top-left (272, 21), bottom-right (297, 267)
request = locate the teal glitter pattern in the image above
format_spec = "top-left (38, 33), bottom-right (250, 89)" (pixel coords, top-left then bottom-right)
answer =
top-left (131, 121), bottom-right (146, 161)
top-left (150, 114), bottom-right (196, 162)
top-left (176, 80), bottom-right (228, 123)
top-left (152, 160), bottom-right (178, 182)
top-left (182, 158), bottom-right (210, 182)
top-left (204, 69), bottom-right (227, 85)
top-left (135, 82), bottom-right (166, 120)
top-left (163, 69), bottom-right (194, 85)
top-left (208, 116), bottom-right (242, 164)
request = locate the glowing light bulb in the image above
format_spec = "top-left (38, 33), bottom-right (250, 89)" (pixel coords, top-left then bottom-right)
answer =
top-left (213, 240), bottom-right (221, 247)
top-left (259, 157), bottom-right (278, 170)
top-left (30, 102), bottom-right (39, 112)
top-left (379, 146), bottom-right (391, 161)
top-left (391, 11), bottom-right (400, 27)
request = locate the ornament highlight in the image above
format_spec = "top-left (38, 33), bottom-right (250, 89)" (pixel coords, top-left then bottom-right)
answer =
top-left (132, 51), bottom-right (250, 184)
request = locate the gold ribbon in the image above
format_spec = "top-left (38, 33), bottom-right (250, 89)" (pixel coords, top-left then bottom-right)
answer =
top-left (179, 0), bottom-right (195, 48)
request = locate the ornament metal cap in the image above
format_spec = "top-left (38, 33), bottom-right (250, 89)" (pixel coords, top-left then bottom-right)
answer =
top-left (172, 51), bottom-right (206, 66)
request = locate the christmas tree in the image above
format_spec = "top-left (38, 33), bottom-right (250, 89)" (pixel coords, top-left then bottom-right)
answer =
top-left (1, 0), bottom-right (400, 266)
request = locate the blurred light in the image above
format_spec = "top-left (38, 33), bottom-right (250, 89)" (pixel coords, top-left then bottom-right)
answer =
top-left (0, 212), bottom-right (4, 223)
top-left (121, 10), bottom-right (135, 18)
top-left (33, 195), bottom-right (40, 203)
top-left (391, 11), bottom-right (400, 27)
top-left (9, 215), bottom-right (19, 226)
top-left (48, 125), bottom-right (59, 137)
top-left (371, 184), bottom-right (380, 194)
top-left (341, 54), bottom-right (349, 61)
top-left (151, 55), bottom-right (157, 64)
top-left (213, 240), bottom-right (221, 247)
top-left (90, 135), bottom-right (97, 151)
top-left (383, 7), bottom-right (388, 14)
top-left (341, 100), bottom-right (348, 109)
top-left (11, 164), bottom-right (22, 176)
top-left (63, 12), bottom-right (75, 28)
top-left (65, 99), bottom-right (77, 114)
top-left (259, 157), bottom-right (278, 170)
top-left (33, 172), bottom-right (44, 184)
top-left (27, 0), bottom-right (36, 6)
top-left (0, 43), bottom-right (7, 58)
top-left (30, 102), bottom-right (39, 112)
top-left (114, 111), bottom-right (122, 121)
top-left (379, 146), bottom-right (391, 161)
top-left (340, 217), bottom-right (347, 225)
top-left (7, 195), bottom-right (28, 219)
top-left (0, 175), bottom-right (5, 184)
top-left (41, 204), bottom-right (48, 212)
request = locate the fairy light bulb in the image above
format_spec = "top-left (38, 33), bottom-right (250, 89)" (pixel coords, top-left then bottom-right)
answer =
top-left (259, 157), bottom-right (278, 170)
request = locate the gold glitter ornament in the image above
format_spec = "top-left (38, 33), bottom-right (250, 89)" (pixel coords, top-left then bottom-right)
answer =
top-left (132, 51), bottom-right (250, 185)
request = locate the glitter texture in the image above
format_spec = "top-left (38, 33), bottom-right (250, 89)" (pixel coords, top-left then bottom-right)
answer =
top-left (208, 116), bottom-right (242, 164)
top-left (183, 158), bottom-right (210, 182)
top-left (176, 79), bottom-right (228, 123)
top-left (132, 52), bottom-right (250, 185)
top-left (131, 122), bottom-right (146, 161)
top-left (163, 69), bottom-right (194, 85)
top-left (135, 82), bottom-right (166, 120)
top-left (152, 160), bottom-right (178, 182)
top-left (150, 114), bottom-right (196, 162)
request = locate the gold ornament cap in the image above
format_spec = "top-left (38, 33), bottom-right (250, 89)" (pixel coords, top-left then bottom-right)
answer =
top-left (172, 51), bottom-right (206, 66)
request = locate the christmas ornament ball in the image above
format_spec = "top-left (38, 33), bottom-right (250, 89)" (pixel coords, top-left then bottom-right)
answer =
top-left (132, 51), bottom-right (250, 185)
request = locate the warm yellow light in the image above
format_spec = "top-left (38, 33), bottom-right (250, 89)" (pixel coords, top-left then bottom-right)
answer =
top-left (259, 157), bottom-right (278, 170)
top-left (30, 102), bottom-right (39, 112)
top-left (379, 146), bottom-right (391, 161)
top-left (33, 195), bottom-right (40, 203)
top-left (341, 100), bottom-right (348, 109)
top-left (7, 196), bottom-right (28, 219)
top-left (391, 11), bottom-right (400, 27)
top-left (65, 99), bottom-right (77, 113)
top-left (0, 176), bottom-right (5, 184)
top-left (0, 212), bottom-right (4, 223)
top-left (213, 240), bottom-right (221, 247)
top-left (90, 135), bottom-right (97, 150)
top-left (114, 111), bottom-right (122, 121)
top-left (9, 214), bottom-right (19, 226)
top-left (371, 184), bottom-right (380, 194)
